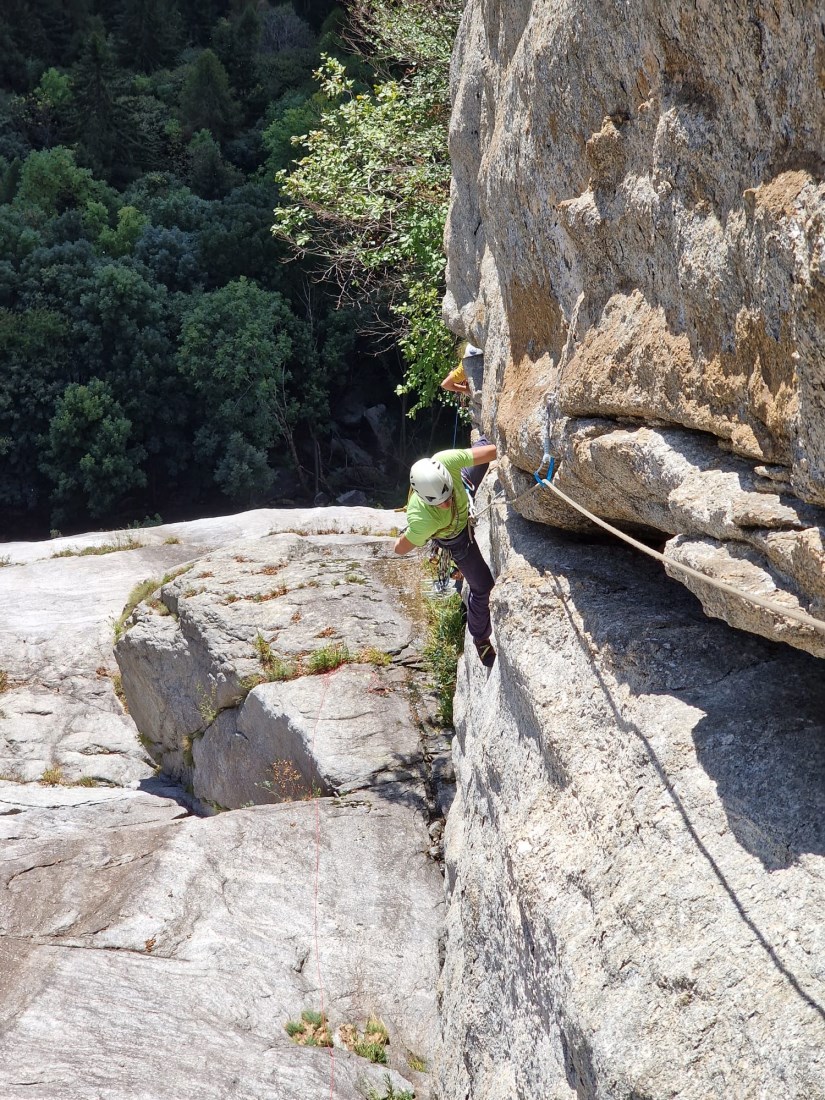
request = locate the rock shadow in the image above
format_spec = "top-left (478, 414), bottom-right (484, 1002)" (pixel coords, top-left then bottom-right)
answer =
top-left (502, 512), bottom-right (825, 867)
top-left (499, 510), bottom-right (825, 1025)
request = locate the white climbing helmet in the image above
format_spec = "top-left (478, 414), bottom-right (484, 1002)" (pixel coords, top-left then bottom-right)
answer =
top-left (410, 457), bottom-right (453, 505)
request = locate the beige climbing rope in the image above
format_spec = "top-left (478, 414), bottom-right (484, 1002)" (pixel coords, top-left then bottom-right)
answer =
top-left (480, 471), bottom-right (825, 637)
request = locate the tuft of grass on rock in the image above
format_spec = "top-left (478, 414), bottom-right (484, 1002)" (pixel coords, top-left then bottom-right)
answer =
top-left (113, 565), bottom-right (192, 641)
top-left (284, 1010), bottom-right (332, 1047)
top-left (254, 634), bottom-right (298, 681)
top-left (406, 1051), bottom-right (427, 1073)
top-left (358, 647), bottom-right (391, 667)
top-left (52, 534), bottom-right (144, 558)
top-left (306, 643), bottom-right (351, 674)
top-left (423, 592), bottom-right (466, 727)
top-left (364, 1076), bottom-right (413, 1100)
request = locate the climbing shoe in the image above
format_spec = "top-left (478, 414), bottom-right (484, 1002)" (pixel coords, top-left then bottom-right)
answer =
top-left (474, 638), bottom-right (496, 668)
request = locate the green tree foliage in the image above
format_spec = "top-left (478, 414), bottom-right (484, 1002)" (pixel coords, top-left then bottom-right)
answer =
top-left (177, 277), bottom-right (324, 496)
top-left (115, 0), bottom-right (183, 72)
top-left (187, 129), bottom-right (240, 199)
top-left (70, 29), bottom-right (133, 181)
top-left (211, 5), bottom-right (261, 106)
top-left (272, 0), bottom-right (463, 414)
top-left (0, 0), bottom-right (434, 536)
top-left (0, 307), bottom-right (70, 508)
top-left (97, 204), bottom-right (150, 256)
top-left (13, 146), bottom-right (115, 223)
top-left (40, 378), bottom-right (148, 523)
top-left (179, 48), bottom-right (240, 140)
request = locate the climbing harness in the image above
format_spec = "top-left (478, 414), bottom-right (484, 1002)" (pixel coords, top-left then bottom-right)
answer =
top-left (478, 451), bottom-right (825, 637)
top-left (430, 542), bottom-right (453, 594)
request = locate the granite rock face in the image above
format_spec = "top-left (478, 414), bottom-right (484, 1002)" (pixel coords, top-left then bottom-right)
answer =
top-left (440, 4), bottom-right (825, 1093)
top-left (438, 503), bottom-right (825, 1100)
top-left (0, 509), bottom-right (445, 1100)
top-left (444, 0), bottom-right (825, 656)
top-left (113, 531), bottom-right (445, 816)
top-left (0, 782), bottom-right (442, 1100)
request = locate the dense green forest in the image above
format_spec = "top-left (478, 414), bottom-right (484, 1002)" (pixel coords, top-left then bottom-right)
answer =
top-left (0, 0), bottom-right (461, 538)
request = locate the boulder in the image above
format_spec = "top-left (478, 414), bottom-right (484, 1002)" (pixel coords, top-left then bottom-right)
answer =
top-left (114, 531), bottom-right (436, 814)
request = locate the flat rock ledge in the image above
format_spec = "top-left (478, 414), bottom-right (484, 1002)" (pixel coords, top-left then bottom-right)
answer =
top-left (0, 782), bottom-right (443, 1100)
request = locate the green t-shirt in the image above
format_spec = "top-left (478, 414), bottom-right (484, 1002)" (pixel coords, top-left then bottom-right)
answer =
top-left (405, 448), bottom-right (474, 546)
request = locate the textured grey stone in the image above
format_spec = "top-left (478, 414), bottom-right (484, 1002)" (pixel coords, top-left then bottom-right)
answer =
top-left (114, 532), bottom-right (433, 813)
top-left (444, 0), bottom-right (825, 657)
top-left (0, 792), bottom-right (441, 1100)
top-left (194, 665), bottom-right (427, 811)
top-left (437, 506), bottom-right (825, 1100)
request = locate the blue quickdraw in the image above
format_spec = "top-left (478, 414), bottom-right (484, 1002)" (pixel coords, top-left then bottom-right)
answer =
top-left (533, 453), bottom-right (555, 485)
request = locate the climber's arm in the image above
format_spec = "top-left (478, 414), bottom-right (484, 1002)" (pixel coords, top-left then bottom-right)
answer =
top-left (441, 374), bottom-right (469, 394)
top-left (470, 443), bottom-right (497, 465)
top-left (394, 532), bottom-right (417, 555)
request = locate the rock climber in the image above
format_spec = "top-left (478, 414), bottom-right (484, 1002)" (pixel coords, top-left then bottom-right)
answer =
top-left (394, 439), bottom-right (498, 668)
top-left (440, 343), bottom-right (483, 395)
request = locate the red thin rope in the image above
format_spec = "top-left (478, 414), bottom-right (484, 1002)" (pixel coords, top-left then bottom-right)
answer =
top-left (310, 669), bottom-right (335, 1098)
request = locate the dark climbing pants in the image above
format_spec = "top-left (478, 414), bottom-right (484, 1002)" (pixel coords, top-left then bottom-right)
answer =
top-left (435, 438), bottom-right (494, 642)
top-left (436, 526), bottom-right (494, 642)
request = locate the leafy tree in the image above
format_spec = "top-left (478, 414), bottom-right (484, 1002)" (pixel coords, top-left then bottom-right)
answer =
top-left (40, 378), bottom-right (147, 524)
top-left (73, 262), bottom-right (174, 419)
top-left (69, 30), bottom-right (132, 180)
top-left (179, 48), bottom-right (239, 139)
top-left (211, 5), bottom-right (261, 104)
top-left (0, 307), bottom-right (70, 509)
top-left (259, 6), bottom-right (315, 53)
top-left (272, 0), bottom-right (463, 414)
top-left (177, 277), bottom-right (324, 496)
top-left (17, 239), bottom-right (99, 329)
top-left (22, 68), bottom-right (74, 148)
top-left (115, 0), bottom-right (183, 72)
top-left (118, 91), bottom-right (174, 173)
top-left (13, 146), bottom-right (115, 223)
top-left (187, 128), bottom-right (239, 198)
top-left (197, 179), bottom-right (287, 288)
top-left (97, 205), bottom-right (150, 257)
top-left (133, 224), bottom-right (203, 291)
top-left (261, 87), bottom-right (324, 172)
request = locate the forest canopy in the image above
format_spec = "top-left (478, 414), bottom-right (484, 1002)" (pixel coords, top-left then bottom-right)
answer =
top-left (0, 0), bottom-right (463, 538)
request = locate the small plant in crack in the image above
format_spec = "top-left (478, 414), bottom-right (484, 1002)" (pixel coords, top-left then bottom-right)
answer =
top-left (363, 1076), bottom-right (413, 1100)
top-left (196, 684), bottom-right (218, 726)
top-left (285, 1009), bottom-right (332, 1047)
top-left (254, 634), bottom-right (298, 681)
top-left (339, 1016), bottom-right (389, 1064)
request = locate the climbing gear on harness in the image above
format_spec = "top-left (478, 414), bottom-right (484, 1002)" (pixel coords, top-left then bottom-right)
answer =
top-left (474, 637), bottom-right (496, 668)
top-left (430, 542), bottom-right (453, 594)
top-left (410, 457), bottom-right (452, 505)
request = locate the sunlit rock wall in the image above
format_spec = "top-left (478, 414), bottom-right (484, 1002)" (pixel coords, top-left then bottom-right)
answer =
top-left (444, 0), bottom-right (825, 655)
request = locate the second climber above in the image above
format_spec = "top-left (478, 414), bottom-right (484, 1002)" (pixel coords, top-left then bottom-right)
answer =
top-left (393, 439), bottom-right (497, 668)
